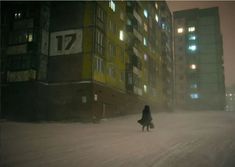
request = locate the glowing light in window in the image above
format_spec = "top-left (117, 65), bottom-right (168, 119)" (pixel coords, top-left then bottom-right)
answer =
top-left (143, 37), bottom-right (147, 46)
top-left (189, 35), bottom-right (196, 40)
top-left (144, 54), bottom-right (148, 60)
top-left (190, 64), bottom-right (197, 70)
top-left (190, 93), bottom-right (199, 99)
top-left (144, 85), bottom-right (147, 93)
top-left (188, 26), bottom-right (195, 32)
top-left (27, 33), bottom-right (33, 42)
top-left (190, 83), bottom-right (198, 88)
top-left (162, 23), bottom-right (166, 30)
top-left (177, 28), bottom-right (184, 33)
top-left (155, 3), bottom-right (158, 9)
top-left (155, 14), bottom-right (159, 22)
top-left (144, 10), bottom-right (148, 18)
top-left (119, 30), bottom-right (124, 41)
top-left (109, 0), bottom-right (115, 12)
top-left (188, 45), bottom-right (197, 51)
top-left (14, 12), bottom-right (22, 19)
top-left (127, 19), bottom-right (131, 26)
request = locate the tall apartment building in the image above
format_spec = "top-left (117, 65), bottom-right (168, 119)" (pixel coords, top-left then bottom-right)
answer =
top-left (1, 1), bottom-right (173, 121)
top-left (173, 7), bottom-right (225, 110)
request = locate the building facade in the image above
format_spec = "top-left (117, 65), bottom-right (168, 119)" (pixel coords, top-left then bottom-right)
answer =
top-left (1, 1), bottom-right (173, 121)
top-left (173, 7), bottom-right (225, 110)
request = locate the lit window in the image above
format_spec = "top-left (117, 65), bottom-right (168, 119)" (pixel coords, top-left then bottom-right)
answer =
top-left (144, 85), bottom-right (147, 93)
top-left (27, 33), bottom-right (33, 42)
top-left (189, 35), bottom-right (196, 40)
top-left (188, 26), bottom-right (195, 32)
top-left (119, 30), bottom-right (124, 41)
top-left (144, 23), bottom-right (148, 32)
top-left (177, 28), bottom-right (184, 33)
top-left (190, 83), bottom-right (198, 88)
top-left (94, 94), bottom-right (98, 101)
top-left (162, 23), bottom-right (166, 30)
top-left (155, 14), bottom-right (159, 22)
top-left (144, 10), bottom-right (148, 18)
top-left (190, 64), bottom-right (197, 70)
top-left (109, 0), bottom-right (115, 12)
top-left (127, 19), bottom-right (132, 26)
top-left (14, 12), bottom-right (22, 19)
top-left (190, 93), bottom-right (199, 99)
top-left (143, 37), bottom-right (147, 46)
top-left (188, 45), bottom-right (197, 51)
top-left (144, 54), bottom-right (148, 61)
top-left (155, 3), bottom-right (158, 9)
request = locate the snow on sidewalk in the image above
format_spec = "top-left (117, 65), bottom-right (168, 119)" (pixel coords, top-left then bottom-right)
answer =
top-left (1, 111), bottom-right (235, 167)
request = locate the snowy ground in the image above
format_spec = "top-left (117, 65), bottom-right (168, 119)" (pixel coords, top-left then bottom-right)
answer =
top-left (1, 111), bottom-right (235, 167)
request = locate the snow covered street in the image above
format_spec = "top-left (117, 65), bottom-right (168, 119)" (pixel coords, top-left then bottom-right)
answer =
top-left (1, 111), bottom-right (235, 167)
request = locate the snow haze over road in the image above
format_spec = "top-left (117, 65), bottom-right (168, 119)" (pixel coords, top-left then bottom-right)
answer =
top-left (1, 111), bottom-right (235, 167)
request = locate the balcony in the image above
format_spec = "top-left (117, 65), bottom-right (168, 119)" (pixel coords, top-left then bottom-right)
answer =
top-left (133, 9), bottom-right (142, 25)
top-left (133, 66), bottom-right (142, 78)
top-left (133, 28), bottom-right (142, 42)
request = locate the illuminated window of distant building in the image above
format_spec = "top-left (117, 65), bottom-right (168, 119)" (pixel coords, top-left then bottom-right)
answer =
top-left (144, 10), bottom-right (148, 18)
top-left (119, 30), bottom-right (124, 41)
top-left (14, 12), bottom-right (22, 19)
top-left (190, 64), bottom-right (197, 70)
top-left (188, 26), bottom-right (195, 32)
top-left (109, 0), bottom-right (115, 12)
top-left (177, 28), bottom-right (184, 33)
top-left (190, 93), bottom-right (199, 99)
top-left (190, 83), bottom-right (198, 88)
top-left (189, 35), bottom-right (196, 40)
top-left (143, 37), bottom-right (147, 46)
top-left (155, 3), bottom-right (158, 9)
top-left (144, 54), bottom-right (148, 61)
top-left (127, 19), bottom-right (132, 26)
top-left (188, 45), bottom-right (197, 51)
top-left (144, 23), bottom-right (148, 32)
top-left (27, 33), bottom-right (33, 42)
top-left (155, 14), bottom-right (159, 22)
top-left (162, 23), bottom-right (166, 30)
top-left (144, 85), bottom-right (147, 93)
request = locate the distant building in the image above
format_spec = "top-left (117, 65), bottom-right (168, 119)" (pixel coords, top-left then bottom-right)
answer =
top-left (1, 1), bottom-right (173, 121)
top-left (226, 85), bottom-right (235, 111)
top-left (173, 7), bottom-right (225, 110)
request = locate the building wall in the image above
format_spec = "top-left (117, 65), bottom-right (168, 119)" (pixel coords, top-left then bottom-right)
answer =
top-left (173, 7), bottom-right (225, 110)
top-left (1, 1), bottom-right (173, 121)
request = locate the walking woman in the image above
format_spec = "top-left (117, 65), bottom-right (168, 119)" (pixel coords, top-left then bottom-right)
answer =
top-left (138, 105), bottom-right (153, 131)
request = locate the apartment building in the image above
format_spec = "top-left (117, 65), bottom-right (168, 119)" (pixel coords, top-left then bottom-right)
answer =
top-left (1, 1), bottom-right (173, 121)
top-left (173, 7), bottom-right (225, 110)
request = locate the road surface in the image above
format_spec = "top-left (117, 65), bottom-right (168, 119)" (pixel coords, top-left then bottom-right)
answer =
top-left (1, 111), bottom-right (235, 167)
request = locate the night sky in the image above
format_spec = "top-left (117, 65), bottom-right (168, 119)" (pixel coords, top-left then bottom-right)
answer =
top-left (167, 1), bottom-right (235, 87)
